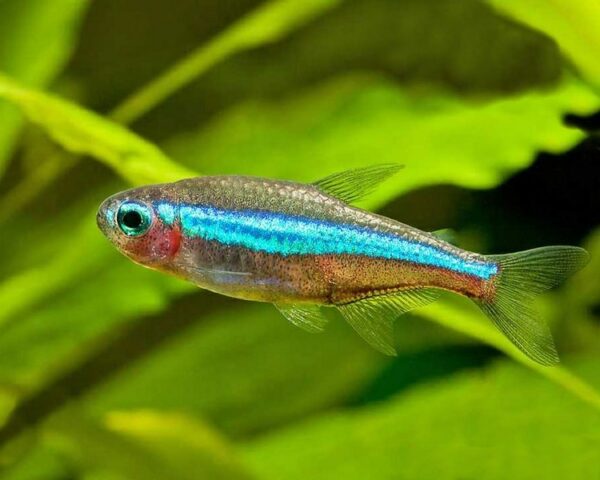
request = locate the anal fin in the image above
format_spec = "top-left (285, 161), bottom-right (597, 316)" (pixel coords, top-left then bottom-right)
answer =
top-left (337, 288), bottom-right (440, 355)
top-left (275, 303), bottom-right (328, 333)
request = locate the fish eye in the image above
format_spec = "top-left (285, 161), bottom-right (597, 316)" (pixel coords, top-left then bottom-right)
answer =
top-left (116, 201), bottom-right (153, 237)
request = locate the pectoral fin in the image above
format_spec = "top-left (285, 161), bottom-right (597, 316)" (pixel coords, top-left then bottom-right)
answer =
top-left (174, 262), bottom-right (253, 285)
top-left (275, 303), bottom-right (329, 333)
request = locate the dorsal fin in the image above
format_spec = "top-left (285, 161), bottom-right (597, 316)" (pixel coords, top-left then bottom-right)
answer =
top-left (313, 164), bottom-right (403, 204)
top-left (430, 228), bottom-right (458, 246)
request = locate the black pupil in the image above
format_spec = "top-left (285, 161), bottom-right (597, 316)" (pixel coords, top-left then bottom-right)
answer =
top-left (122, 210), bottom-right (143, 229)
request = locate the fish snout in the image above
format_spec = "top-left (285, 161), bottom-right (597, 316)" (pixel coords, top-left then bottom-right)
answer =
top-left (96, 197), bottom-right (119, 238)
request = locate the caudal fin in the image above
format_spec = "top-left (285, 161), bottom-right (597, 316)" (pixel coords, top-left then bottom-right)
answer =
top-left (476, 246), bottom-right (589, 366)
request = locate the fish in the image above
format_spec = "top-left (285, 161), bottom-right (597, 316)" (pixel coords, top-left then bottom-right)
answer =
top-left (96, 164), bottom-right (589, 365)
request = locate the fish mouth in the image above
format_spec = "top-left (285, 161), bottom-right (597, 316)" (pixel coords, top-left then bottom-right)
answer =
top-left (96, 197), bottom-right (118, 237)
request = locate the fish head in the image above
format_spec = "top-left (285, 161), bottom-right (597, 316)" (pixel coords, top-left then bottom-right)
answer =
top-left (97, 184), bottom-right (181, 269)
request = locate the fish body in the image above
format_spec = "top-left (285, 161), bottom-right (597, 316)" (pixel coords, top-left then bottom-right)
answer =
top-left (97, 165), bottom-right (588, 365)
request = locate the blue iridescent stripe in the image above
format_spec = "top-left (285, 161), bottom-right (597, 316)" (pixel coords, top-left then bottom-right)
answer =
top-left (155, 202), bottom-right (498, 279)
top-left (156, 202), bottom-right (177, 225)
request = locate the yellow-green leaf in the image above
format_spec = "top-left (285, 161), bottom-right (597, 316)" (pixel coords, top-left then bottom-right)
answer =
top-left (104, 410), bottom-right (254, 480)
top-left (43, 409), bottom-right (252, 480)
top-left (89, 304), bottom-right (388, 437)
top-left (0, 74), bottom-right (195, 185)
top-left (0, 0), bottom-right (90, 175)
top-left (166, 73), bottom-right (599, 209)
top-left (486, 0), bottom-right (600, 88)
top-left (243, 359), bottom-right (600, 480)
top-left (111, 0), bottom-right (342, 124)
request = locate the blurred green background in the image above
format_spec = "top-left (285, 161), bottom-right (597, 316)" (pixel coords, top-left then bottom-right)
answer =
top-left (0, 0), bottom-right (599, 478)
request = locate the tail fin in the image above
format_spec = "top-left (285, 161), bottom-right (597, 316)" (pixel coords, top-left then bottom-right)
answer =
top-left (476, 246), bottom-right (589, 366)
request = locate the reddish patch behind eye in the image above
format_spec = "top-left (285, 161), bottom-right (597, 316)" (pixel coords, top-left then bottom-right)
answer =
top-left (166, 223), bottom-right (182, 257)
top-left (125, 220), bottom-right (181, 263)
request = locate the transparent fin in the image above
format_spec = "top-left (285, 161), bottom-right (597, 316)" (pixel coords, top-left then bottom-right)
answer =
top-left (313, 163), bottom-right (403, 204)
top-left (275, 303), bottom-right (328, 333)
top-left (476, 246), bottom-right (589, 366)
top-left (430, 228), bottom-right (458, 246)
top-left (174, 263), bottom-right (252, 285)
top-left (337, 288), bottom-right (440, 355)
top-left (174, 262), bottom-right (252, 277)
top-left (197, 267), bottom-right (252, 277)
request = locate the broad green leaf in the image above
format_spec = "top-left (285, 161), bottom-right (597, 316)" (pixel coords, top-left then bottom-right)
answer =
top-left (0, 0), bottom-right (90, 175)
top-left (0, 71), bottom-right (192, 298)
top-left (42, 409), bottom-right (252, 480)
top-left (1, 224), bottom-right (597, 456)
top-left (0, 223), bottom-right (186, 387)
top-left (0, 0), bottom-right (340, 224)
top-left (82, 239), bottom-right (600, 439)
top-left (104, 410), bottom-right (254, 479)
top-left (0, 74), bottom-right (195, 185)
top-left (486, 0), bottom-right (600, 88)
top-left (0, 55), bottom-right (597, 457)
top-left (1, 444), bottom-right (72, 480)
top-left (243, 359), bottom-right (600, 480)
top-left (3, 410), bottom-right (254, 479)
top-left (145, 0), bottom-right (563, 140)
top-left (0, 70), bottom-right (186, 305)
top-left (89, 304), bottom-right (387, 437)
top-left (0, 220), bottom-right (111, 332)
top-left (0, 180), bottom-right (106, 279)
top-left (166, 73), bottom-right (599, 209)
top-left (0, 2), bottom-right (597, 479)
top-left (416, 294), bottom-right (600, 409)
top-left (0, 260), bottom-right (461, 442)
top-left (556, 229), bottom-right (600, 352)
top-left (111, 0), bottom-right (342, 124)
top-left (0, 72), bottom-right (597, 443)
top-left (0, 230), bottom-right (454, 439)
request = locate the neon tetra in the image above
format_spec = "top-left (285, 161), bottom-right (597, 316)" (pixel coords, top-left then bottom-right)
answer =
top-left (97, 165), bottom-right (588, 365)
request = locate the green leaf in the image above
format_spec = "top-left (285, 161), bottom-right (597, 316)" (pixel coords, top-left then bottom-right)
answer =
top-left (243, 359), bottom-right (600, 480)
top-left (0, 229), bottom-right (185, 387)
top-left (0, 0), bottom-right (90, 175)
top-left (486, 0), bottom-right (600, 88)
top-left (1, 443), bottom-right (73, 480)
top-left (0, 3), bottom-right (597, 479)
top-left (0, 73), bottom-right (597, 443)
top-left (103, 410), bottom-right (254, 479)
top-left (166, 73), bottom-right (599, 209)
top-left (141, 0), bottom-right (564, 140)
top-left (0, 73), bottom-right (195, 185)
top-left (0, 32), bottom-right (597, 458)
top-left (42, 409), bottom-right (252, 480)
top-left (0, 68), bottom-right (253, 335)
top-left (111, 0), bottom-right (342, 124)
top-left (416, 294), bottom-right (600, 409)
top-left (1, 229), bottom-right (597, 455)
top-left (0, 243), bottom-right (451, 440)
top-left (556, 229), bottom-right (600, 353)
top-left (3, 410), bottom-right (254, 479)
top-left (89, 304), bottom-right (387, 437)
